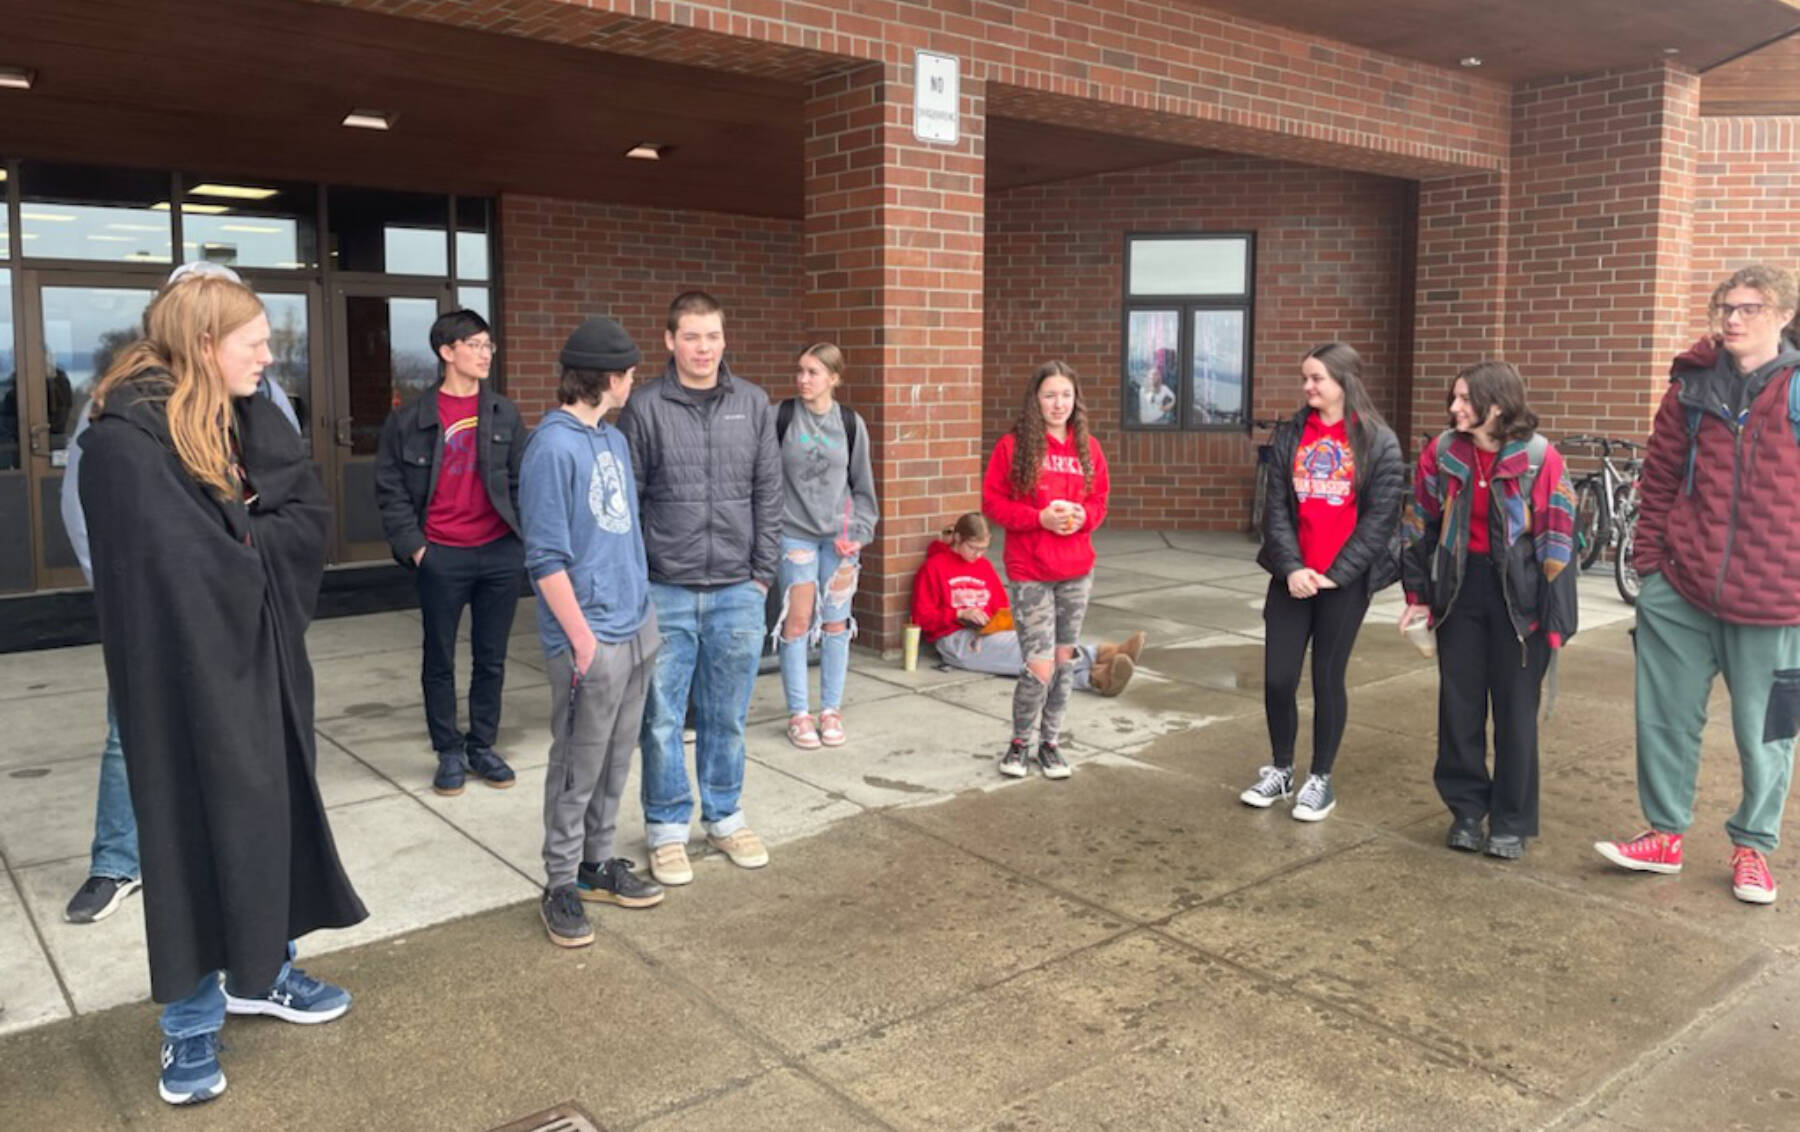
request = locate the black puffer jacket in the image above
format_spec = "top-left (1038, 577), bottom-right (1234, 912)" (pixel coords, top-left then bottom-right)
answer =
top-left (1256, 408), bottom-right (1406, 591)
top-left (617, 362), bottom-right (783, 588)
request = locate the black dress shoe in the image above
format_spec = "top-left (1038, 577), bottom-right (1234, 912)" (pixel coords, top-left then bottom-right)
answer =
top-left (1446, 816), bottom-right (1484, 852)
top-left (1484, 833), bottom-right (1525, 860)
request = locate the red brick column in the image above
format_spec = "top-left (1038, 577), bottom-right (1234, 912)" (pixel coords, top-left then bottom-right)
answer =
top-left (805, 62), bottom-right (986, 652)
top-left (1410, 171), bottom-right (1510, 445)
top-left (1506, 63), bottom-right (1698, 441)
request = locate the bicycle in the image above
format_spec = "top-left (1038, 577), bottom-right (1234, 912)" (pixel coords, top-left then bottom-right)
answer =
top-left (1612, 476), bottom-right (1643, 606)
top-left (1561, 434), bottom-right (1643, 573)
top-left (1245, 418), bottom-right (1282, 542)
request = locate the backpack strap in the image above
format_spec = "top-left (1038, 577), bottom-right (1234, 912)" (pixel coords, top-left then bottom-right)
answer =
top-left (1683, 404), bottom-right (1703, 494)
top-left (1518, 433), bottom-right (1550, 504)
top-left (1789, 371), bottom-right (1800, 446)
top-left (776, 397), bottom-right (796, 447)
top-left (839, 402), bottom-right (858, 489)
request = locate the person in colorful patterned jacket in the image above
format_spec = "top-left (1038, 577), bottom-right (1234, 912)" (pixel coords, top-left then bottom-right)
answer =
top-left (1400, 360), bottom-right (1578, 862)
top-left (1595, 264), bottom-right (1800, 905)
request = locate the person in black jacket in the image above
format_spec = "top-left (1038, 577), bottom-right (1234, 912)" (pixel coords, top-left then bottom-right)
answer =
top-left (80, 273), bottom-right (366, 1106)
top-left (374, 309), bottom-right (529, 796)
top-left (1243, 342), bottom-right (1404, 821)
top-left (618, 292), bottom-right (783, 886)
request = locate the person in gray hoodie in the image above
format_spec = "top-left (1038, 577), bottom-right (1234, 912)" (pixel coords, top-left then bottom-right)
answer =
top-left (520, 316), bottom-right (666, 949)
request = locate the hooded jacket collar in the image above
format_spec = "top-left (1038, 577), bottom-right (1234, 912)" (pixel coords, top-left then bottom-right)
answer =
top-left (1671, 334), bottom-right (1800, 418)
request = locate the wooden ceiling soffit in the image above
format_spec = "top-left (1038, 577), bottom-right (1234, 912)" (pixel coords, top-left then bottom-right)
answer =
top-left (984, 85), bottom-right (1491, 181)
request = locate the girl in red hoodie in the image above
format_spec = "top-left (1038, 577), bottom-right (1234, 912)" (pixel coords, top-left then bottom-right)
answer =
top-left (912, 512), bottom-right (1144, 695)
top-left (981, 362), bottom-right (1111, 779)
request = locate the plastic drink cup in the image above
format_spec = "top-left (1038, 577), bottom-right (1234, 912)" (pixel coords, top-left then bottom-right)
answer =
top-left (903, 624), bottom-right (922, 671)
top-left (1404, 619), bottom-right (1436, 658)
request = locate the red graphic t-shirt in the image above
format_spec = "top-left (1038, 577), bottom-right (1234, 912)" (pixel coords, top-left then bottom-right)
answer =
top-left (1293, 415), bottom-right (1358, 574)
top-left (425, 392), bottom-right (511, 547)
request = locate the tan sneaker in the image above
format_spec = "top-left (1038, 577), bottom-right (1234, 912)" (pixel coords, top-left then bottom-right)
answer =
top-left (648, 842), bottom-right (694, 886)
top-left (707, 827), bottom-right (770, 869)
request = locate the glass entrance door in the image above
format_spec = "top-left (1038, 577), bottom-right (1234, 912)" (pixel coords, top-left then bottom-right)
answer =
top-left (18, 274), bottom-right (160, 590)
top-left (329, 283), bottom-right (449, 562)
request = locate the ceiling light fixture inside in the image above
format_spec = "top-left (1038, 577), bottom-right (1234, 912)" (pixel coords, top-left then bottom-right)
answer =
top-left (1459, 56), bottom-right (1483, 68)
top-left (342, 109), bottom-right (394, 131)
top-left (625, 143), bottom-right (666, 161)
top-left (188, 183), bottom-right (280, 200)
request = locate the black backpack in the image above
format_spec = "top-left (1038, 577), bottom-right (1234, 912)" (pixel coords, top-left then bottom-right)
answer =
top-left (775, 398), bottom-right (860, 491)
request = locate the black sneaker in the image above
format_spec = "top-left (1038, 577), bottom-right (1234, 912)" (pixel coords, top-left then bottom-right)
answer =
top-left (465, 744), bottom-right (516, 789)
top-left (1484, 833), bottom-right (1525, 860)
top-left (540, 884), bottom-right (594, 948)
top-left (431, 750), bottom-right (467, 796)
top-left (64, 875), bottom-right (142, 924)
top-left (1037, 741), bottom-right (1072, 780)
top-left (998, 739), bottom-right (1030, 778)
top-left (577, 858), bottom-right (665, 909)
top-left (1446, 816), bottom-right (1484, 853)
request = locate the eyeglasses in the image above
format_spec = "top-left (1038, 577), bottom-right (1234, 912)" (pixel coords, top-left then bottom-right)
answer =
top-left (460, 339), bottom-right (499, 355)
top-left (1712, 303), bottom-right (1768, 322)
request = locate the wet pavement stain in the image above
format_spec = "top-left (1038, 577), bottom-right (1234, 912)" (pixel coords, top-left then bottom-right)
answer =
top-left (863, 775), bottom-right (932, 794)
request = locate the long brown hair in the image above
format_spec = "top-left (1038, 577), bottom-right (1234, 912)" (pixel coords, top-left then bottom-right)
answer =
top-left (1008, 361), bottom-right (1092, 497)
top-left (1303, 342), bottom-right (1389, 491)
top-left (1453, 360), bottom-right (1538, 443)
top-left (90, 275), bottom-right (266, 499)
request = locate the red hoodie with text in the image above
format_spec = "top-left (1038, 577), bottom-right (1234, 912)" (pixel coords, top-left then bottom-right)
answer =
top-left (981, 430), bottom-right (1111, 583)
top-left (911, 539), bottom-right (1008, 642)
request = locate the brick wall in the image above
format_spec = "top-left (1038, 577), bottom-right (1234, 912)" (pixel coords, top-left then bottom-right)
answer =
top-left (498, 194), bottom-right (804, 422)
top-left (984, 155), bottom-right (1410, 530)
top-left (1504, 63), bottom-right (1699, 444)
top-left (1690, 117), bottom-right (1800, 338)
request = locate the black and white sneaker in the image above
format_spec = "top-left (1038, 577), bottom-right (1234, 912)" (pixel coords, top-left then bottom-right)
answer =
top-left (998, 739), bottom-right (1030, 778)
top-left (540, 884), bottom-right (594, 948)
top-left (1037, 741), bottom-right (1072, 780)
top-left (1239, 765), bottom-right (1294, 808)
top-left (64, 875), bottom-right (142, 924)
top-left (577, 859), bottom-right (665, 909)
top-left (1291, 774), bottom-right (1336, 822)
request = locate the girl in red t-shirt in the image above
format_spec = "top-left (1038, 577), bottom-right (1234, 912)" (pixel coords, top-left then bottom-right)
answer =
top-left (1245, 343), bottom-right (1405, 821)
top-left (981, 362), bottom-right (1111, 780)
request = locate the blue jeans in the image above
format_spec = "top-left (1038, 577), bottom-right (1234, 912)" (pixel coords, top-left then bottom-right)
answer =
top-left (640, 581), bottom-right (765, 846)
top-left (775, 535), bottom-right (859, 716)
top-left (160, 942), bottom-right (295, 1039)
top-left (91, 696), bottom-right (140, 881)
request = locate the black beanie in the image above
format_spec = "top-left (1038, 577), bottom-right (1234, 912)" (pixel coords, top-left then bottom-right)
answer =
top-left (560, 316), bottom-right (641, 371)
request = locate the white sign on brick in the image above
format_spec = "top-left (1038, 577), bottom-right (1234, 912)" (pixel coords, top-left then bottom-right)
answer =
top-left (914, 50), bottom-right (959, 144)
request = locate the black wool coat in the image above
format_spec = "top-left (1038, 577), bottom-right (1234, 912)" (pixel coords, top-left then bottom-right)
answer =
top-left (80, 374), bottom-right (367, 1002)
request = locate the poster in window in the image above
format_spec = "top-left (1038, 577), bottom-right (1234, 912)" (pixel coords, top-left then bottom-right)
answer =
top-left (1189, 309), bottom-right (1246, 426)
top-left (1124, 309), bottom-right (1180, 428)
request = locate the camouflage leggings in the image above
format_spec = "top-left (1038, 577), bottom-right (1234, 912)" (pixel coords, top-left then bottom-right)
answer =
top-left (1009, 574), bottom-right (1094, 744)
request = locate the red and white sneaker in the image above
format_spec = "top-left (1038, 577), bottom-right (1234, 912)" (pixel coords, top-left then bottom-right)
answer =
top-left (1731, 847), bottom-right (1777, 905)
top-left (1593, 830), bottom-right (1683, 874)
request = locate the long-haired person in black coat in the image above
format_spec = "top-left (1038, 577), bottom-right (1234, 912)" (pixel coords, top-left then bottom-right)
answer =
top-left (80, 273), bottom-right (367, 1106)
top-left (1243, 342), bottom-right (1405, 820)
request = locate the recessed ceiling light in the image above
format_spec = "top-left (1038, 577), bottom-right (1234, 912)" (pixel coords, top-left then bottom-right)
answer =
top-left (1459, 56), bottom-right (1483, 68)
top-left (188, 183), bottom-right (279, 200)
top-left (342, 109), bottom-right (394, 131)
top-left (152, 201), bottom-right (230, 214)
top-left (20, 210), bottom-right (76, 222)
top-left (625, 142), bottom-right (667, 161)
top-left (0, 65), bottom-right (35, 91)
top-left (1663, 47), bottom-right (1681, 56)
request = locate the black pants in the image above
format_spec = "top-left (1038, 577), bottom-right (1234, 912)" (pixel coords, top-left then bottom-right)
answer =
top-left (416, 533), bottom-right (523, 756)
top-left (1433, 556), bottom-right (1550, 838)
top-left (1264, 574), bottom-right (1371, 777)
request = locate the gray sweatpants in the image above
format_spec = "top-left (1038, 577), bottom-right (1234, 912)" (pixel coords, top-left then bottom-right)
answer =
top-left (542, 619), bottom-right (658, 889)
top-left (932, 628), bottom-right (1097, 691)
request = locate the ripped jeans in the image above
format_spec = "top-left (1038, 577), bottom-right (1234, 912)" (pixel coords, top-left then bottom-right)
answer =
top-left (775, 534), bottom-right (860, 716)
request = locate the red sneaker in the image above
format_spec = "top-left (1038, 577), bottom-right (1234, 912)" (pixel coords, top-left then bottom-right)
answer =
top-left (1593, 830), bottom-right (1683, 874)
top-left (1731, 847), bottom-right (1777, 905)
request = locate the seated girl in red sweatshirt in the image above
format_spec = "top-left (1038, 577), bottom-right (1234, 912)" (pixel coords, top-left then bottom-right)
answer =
top-left (912, 513), bottom-right (1143, 697)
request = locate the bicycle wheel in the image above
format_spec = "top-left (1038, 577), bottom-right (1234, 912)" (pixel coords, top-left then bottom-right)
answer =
top-left (1573, 476), bottom-right (1607, 570)
top-left (1614, 485), bottom-right (1641, 605)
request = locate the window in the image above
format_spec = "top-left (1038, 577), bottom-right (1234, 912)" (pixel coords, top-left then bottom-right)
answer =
top-left (17, 162), bottom-right (173, 265)
top-left (1121, 233), bottom-right (1253, 430)
top-left (180, 175), bottom-right (319, 270)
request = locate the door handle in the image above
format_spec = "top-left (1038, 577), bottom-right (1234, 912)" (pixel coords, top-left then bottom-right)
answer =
top-left (27, 424), bottom-right (49, 457)
top-left (334, 416), bottom-right (353, 448)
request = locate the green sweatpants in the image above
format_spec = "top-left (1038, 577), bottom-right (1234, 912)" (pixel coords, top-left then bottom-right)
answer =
top-left (1635, 572), bottom-right (1800, 852)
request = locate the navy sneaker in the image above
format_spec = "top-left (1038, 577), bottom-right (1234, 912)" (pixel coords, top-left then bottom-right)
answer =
top-left (432, 749), bottom-right (467, 796)
top-left (64, 875), bottom-right (142, 924)
top-left (224, 966), bottom-right (351, 1024)
top-left (159, 1032), bottom-right (225, 1106)
top-left (541, 884), bottom-right (594, 948)
top-left (577, 858), bottom-right (665, 909)
top-left (465, 744), bottom-right (516, 789)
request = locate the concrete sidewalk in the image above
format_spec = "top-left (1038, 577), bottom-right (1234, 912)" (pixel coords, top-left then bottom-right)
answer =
top-left (3, 531), bottom-right (1797, 1130)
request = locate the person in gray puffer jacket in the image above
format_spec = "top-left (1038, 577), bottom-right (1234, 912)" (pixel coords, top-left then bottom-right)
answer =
top-left (618, 291), bottom-right (783, 888)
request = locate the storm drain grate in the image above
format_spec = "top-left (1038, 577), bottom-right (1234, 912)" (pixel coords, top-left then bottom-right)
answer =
top-left (489, 1101), bottom-right (605, 1132)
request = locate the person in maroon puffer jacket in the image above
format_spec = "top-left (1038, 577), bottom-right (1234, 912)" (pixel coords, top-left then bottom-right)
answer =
top-left (1595, 263), bottom-right (1800, 905)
